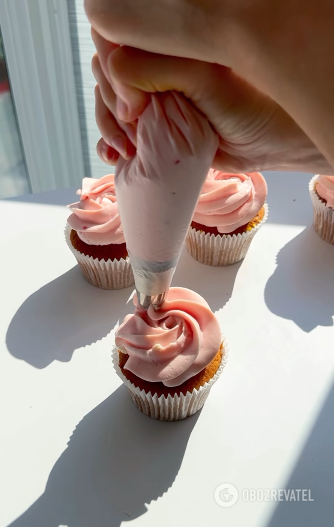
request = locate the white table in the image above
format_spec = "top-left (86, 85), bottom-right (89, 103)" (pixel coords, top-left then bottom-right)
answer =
top-left (1, 171), bottom-right (333, 527)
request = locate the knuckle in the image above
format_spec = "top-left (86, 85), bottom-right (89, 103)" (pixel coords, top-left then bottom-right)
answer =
top-left (91, 53), bottom-right (100, 75)
top-left (108, 47), bottom-right (127, 82)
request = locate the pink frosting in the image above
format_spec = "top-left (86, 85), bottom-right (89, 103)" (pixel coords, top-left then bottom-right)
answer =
top-left (316, 175), bottom-right (334, 208)
top-left (67, 175), bottom-right (125, 245)
top-left (115, 287), bottom-right (221, 387)
top-left (192, 169), bottom-right (267, 234)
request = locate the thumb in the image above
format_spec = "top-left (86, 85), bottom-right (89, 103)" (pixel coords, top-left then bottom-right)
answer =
top-left (107, 47), bottom-right (211, 122)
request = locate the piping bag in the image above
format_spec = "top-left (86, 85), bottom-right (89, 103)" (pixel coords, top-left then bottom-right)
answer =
top-left (115, 91), bottom-right (218, 309)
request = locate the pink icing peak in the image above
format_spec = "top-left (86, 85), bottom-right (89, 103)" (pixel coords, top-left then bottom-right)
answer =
top-left (78, 175), bottom-right (117, 203)
top-left (193, 169), bottom-right (267, 234)
top-left (115, 287), bottom-right (221, 387)
top-left (67, 174), bottom-right (125, 245)
top-left (316, 175), bottom-right (334, 208)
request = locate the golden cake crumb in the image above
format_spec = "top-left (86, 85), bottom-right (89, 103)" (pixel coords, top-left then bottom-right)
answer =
top-left (118, 343), bottom-right (224, 397)
top-left (191, 206), bottom-right (265, 236)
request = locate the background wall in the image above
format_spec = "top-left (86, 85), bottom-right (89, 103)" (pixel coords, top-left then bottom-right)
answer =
top-left (0, 27), bottom-right (30, 198)
top-left (67, 0), bottom-right (108, 180)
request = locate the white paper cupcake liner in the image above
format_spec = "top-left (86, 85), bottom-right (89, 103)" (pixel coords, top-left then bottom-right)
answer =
top-left (65, 223), bottom-right (134, 289)
top-left (186, 204), bottom-right (268, 266)
top-left (309, 175), bottom-right (334, 245)
top-left (112, 337), bottom-right (228, 421)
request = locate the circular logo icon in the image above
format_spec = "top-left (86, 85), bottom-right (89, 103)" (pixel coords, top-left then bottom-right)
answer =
top-left (214, 483), bottom-right (239, 508)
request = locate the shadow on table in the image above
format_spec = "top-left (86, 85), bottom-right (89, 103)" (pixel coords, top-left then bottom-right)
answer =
top-left (265, 380), bottom-right (334, 527)
top-left (6, 247), bottom-right (242, 369)
top-left (8, 386), bottom-right (198, 527)
top-left (263, 171), bottom-right (312, 226)
top-left (173, 247), bottom-right (242, 314)
top-left (265, 227), bottom-right (334, 332)
top-left (6, 266), bottom-right (134, 369)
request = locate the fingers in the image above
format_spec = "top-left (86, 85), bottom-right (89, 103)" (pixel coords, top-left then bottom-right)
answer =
top-left (97, 138), bottom-right (120, 165)
top-left (94, 84), bottom-right (136, 159)
top-left (107, 47), bottom-right (211, 122)
top-left (92, 53), bottom-right (137, 145)
top-left (107, 48), bottom-right (152, 122)
top-left (92, 53), bottom-right (117, 115)
top-left (107, 46), bottom-right (278, 152)
top-left (91, 28), bottom-right (118, 84)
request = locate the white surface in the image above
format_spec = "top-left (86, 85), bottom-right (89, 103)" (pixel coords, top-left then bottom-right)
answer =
top-left (0, 171), bottom-right (333, 527)
top-left (0, 0), bottom-right (84, 193)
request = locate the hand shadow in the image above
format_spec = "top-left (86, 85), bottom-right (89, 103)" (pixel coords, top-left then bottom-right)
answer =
top-left (173, 246), bottom-right (242, 313)
top-left (265, 227), bottom-right (334, 332)
top-left (6, 266), bottom-right (134, 369)
top-left (8, 386), bottom-right (199, 527)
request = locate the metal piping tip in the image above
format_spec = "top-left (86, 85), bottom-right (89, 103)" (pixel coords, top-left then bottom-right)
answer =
top-left (136, 291), bottom-right (167, 311)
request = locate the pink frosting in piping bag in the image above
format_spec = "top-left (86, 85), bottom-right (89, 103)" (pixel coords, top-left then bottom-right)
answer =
top-left (67, 175), bottom-right (125, 245)
top-left (316, 175), bottom-right (334, 208)
top-left (193, 169), bottom-right (267, 234)
top-left (115, 92), bottom-right (218, 301)
top-left (115, 287), bottom-right (221, 386)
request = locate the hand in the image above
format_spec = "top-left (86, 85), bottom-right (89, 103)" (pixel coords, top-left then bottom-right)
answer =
top-left (91, 36), bottom-right (331, 174)
top-left (85, 0), bottom-right (223, 64)
top-left (86, 0), bottom-right (334, 168)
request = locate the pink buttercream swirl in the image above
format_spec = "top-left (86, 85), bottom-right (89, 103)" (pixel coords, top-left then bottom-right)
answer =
top-left (115, 287), bottom-right (221, 387)
top-left (67, 175), bottom-right (125, 245)
top-left (192, 169), bottom-right (267, 234)
top-left (315, 175), bottom-right (334, 208)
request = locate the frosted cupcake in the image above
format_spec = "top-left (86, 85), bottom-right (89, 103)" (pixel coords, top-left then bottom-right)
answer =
top-left (186, 169), bottom-right (268, 266)
top-left (113, 287), bottom-right (227, 421)
top-left (65, 175), bottom-right (134, 289)
top-left (309, 174), bottom-right (334, 244)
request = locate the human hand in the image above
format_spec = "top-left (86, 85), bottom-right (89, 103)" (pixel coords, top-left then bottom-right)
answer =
top-left (92, 35), bottom-right (331, 174)
top-left (86, 0), bottom-right (334, 168)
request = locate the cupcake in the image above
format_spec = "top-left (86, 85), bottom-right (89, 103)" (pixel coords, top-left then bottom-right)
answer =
top-left (113, 287), bottom-right (227, 421)
top-left (186, 169), bottom-right (268, 266)
top-left (65, 175), bottom-right (134, 289)
top-left (309, 174), bottom-right (334, 244)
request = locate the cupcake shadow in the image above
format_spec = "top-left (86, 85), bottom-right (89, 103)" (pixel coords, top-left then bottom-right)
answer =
top-left (6, 266), bottom-right (134, 369)
top-left (265, 227), bottom-right (334, 332)
top-left (173, 246), bottom-right (243, 313)
top-left (7, 386), bottom-right (199, 527)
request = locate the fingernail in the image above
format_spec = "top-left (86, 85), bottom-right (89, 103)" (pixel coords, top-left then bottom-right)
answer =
top-left (116, 97), bottom-right (129, 121)
top-left (101, 147), bottom-right (112, 163)
top-left (99, 143), bottom-right (117, 164)
top-left (111, 136), bottom-right (128, 158)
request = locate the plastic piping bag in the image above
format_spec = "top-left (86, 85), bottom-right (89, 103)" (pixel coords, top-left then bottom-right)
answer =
top-left (115, 91), bottom-right (218, 308)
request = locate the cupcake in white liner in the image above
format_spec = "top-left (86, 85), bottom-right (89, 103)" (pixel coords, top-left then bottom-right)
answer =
top-left (113, 287), bottom-right (228, 421)
top-left (65, 224), bottom-right (134, 289)
top-left (309, 174), bottom-right (334, 245)
top-left (66, 175), bottom-right (134, 289)
top-left (186, 169), bottom-right (268, 266)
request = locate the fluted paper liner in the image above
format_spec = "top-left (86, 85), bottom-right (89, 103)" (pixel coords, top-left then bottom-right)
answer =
top-left (309, 175), bottom-right (334, 245)
top-left (112, 337), bottom-right (228, 421)
top-left (186, 204), bottom-right (268, 266)
top-left (65, 223), bottom-right (134, 289)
